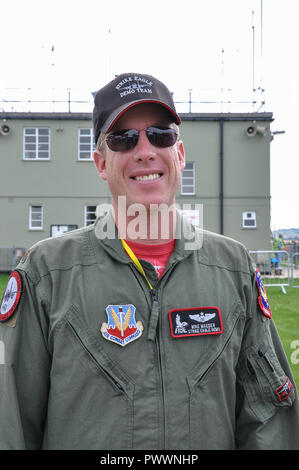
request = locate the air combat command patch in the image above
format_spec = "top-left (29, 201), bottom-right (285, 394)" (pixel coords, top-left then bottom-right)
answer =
top-left (255, 268), bottom-right (272, 318)
top-left (0, 271), bottom-right (22, 322)
top-left (101, 304), bottom-right (143, 347)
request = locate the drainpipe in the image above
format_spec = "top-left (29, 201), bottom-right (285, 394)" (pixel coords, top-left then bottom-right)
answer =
top-left (219, 119), bottom-right (224, 235)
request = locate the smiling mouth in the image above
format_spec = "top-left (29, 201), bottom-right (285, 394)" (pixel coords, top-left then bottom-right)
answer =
top-left (132, 173), bottom-right (162, 181)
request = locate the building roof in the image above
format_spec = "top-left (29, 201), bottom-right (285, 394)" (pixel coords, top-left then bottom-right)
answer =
top-left (0, 111), bottom-right (273, 122)
top-left (179, 112), bottom-right (273, 122)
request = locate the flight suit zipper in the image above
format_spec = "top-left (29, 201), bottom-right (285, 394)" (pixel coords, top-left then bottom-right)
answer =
top-left (149, 262), bottom-right (179, 449)
top-left (150, 288), bottom-right (166, 449)
top-left (151, 262), bottom-right (180, 449)
top-left (128, 257), bottom-right (179, 449)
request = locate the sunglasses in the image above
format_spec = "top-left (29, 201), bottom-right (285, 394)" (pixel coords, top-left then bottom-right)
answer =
top-left (104, 126), bottom-right (178, 152)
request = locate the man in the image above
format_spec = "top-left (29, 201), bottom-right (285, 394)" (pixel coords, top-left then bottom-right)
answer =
top-left (0, 73), bottom-right (298, 450)
top-left (273, 233), bottom-right (285, 268)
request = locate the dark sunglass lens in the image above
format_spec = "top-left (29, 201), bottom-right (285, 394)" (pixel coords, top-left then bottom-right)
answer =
top-left (147, 127), bottom-right (177, 148)
top-left (106, 129), bottom-right (138, 151)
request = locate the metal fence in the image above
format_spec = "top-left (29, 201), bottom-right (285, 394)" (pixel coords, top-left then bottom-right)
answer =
top-left (0, 247), bottom-right (26, 272)
top-left (250, 250), bottom-right (291, 294)
top-left (291, 253), bottom-right (299, 289)
top-left (2, 247), bottom-right (299, 291)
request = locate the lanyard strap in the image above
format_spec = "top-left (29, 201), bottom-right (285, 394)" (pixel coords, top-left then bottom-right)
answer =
top-left (120, 239), bottom-right (153, 290)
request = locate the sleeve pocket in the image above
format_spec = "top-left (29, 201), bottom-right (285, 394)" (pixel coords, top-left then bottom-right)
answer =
top-left (239, 342), bottom-right (296, 422)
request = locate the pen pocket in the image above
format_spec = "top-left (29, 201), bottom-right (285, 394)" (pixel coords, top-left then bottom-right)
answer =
top-left (239, 342), bottom-right (295, 422)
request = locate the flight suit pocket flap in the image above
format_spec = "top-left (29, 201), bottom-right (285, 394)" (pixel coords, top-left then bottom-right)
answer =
top-left (63, 304), bottom-right (134, 399)
top-left (239, 342), bottom-right (296, 422)
top-left (187, 302), bottom-right (243, 390)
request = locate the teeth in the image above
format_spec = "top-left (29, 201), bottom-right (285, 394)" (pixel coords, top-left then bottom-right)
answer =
top-left (134, 173), bottom-right (161, 181)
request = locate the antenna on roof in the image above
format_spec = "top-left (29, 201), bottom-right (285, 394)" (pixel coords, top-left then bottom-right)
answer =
top-left (51, 45), bottom-right (55, 67)
top-left (260, 0), bottom-right (264, 90)
top-left (221, 48), bottom-right (224, 112)
top-left (108, 28), bottom-right (112, 80)
top-left (252, 1), bottom-right (266, 111)
top-left (252, 10), bottom-right (255, 99)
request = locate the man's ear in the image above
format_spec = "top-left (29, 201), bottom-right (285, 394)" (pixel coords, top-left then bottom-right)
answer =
top-left (177, 140), bottom-right (185, 171)
top-left (93, 149), bottom-right (107, 180)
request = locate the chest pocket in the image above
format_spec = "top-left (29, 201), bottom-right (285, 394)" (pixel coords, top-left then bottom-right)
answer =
top-left (51, 305), bottom-right (135, 449)
top-left (238, 340), bottom-right (296, 423)
top-left (186, 302), bottom-right (244, 450)
top-left (65, 305), bottom-right (134, 396)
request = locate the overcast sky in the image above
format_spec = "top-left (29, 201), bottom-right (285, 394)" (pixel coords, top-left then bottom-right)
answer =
top-left (1, 0), bottom-right (298, 230)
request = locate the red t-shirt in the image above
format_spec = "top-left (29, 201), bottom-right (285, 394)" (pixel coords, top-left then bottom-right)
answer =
top-left (123, 239), bottom-right (175, 278)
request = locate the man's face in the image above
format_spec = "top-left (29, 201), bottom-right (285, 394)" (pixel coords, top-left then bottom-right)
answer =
top-left (94, 103), bottom-right (185, 211)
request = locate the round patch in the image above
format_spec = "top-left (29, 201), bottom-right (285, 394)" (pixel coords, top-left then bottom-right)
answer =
top-left (0, 271), bottom-right (22, 322)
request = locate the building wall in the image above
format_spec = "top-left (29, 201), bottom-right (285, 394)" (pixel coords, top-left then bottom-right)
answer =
top-left (223, 119), bottom-right (271, 250)
top-left (0, 112), bottom-right (273, 252)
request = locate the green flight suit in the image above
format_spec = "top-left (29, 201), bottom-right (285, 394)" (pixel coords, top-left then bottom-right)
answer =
top-left (0, 212), bottom-right (298, 449)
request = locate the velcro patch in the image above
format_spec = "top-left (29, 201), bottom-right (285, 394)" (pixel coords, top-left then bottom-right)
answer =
top-left (276, 377), bottom-right (294, 402)
top-left (0, 271), bottom-right (22, 322)
top-left (169, 306), bottom-right (223, 338)
top-left (255, 269), bottom-right (272, 318)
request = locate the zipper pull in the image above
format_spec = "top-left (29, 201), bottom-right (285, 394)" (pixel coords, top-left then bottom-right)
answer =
top-left (147, 288), bottom-right (159, 341)
top-left (151, 288), bottom-right (158, 302)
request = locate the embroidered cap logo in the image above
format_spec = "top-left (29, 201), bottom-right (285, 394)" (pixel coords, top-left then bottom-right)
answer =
top-left (115, 76), bottom-right (153, 98)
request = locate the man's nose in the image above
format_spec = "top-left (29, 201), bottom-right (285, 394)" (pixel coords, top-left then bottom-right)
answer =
top-left (133, 130), bottom-right (156, 161)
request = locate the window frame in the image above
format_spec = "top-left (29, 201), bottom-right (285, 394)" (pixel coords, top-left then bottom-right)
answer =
top-left (29, 205), bottom-right (43, 230)
top-left (180, 161), bottom-right (195, 195)
top-left (84, 205), bottom-right (97, 226)
top-left (78, 128), bottom-right (95, 161)
top-left (23, 127), bottom-right (51, 160)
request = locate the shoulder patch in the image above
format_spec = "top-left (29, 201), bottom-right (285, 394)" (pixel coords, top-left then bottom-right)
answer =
top-left (255, 268), bottom-right (271, 319)
top-left (276, 377), bottom-right (294, 402)
top-left (0, 271), bottom-right (22, 322)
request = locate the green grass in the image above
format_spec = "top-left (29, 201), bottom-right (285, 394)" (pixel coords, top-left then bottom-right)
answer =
top-left (267, 287), bottom-right (299, 389)
top-left (0, 273), bottom-right (9, 300)
top-left (0, 273), bottom-right (298, 389)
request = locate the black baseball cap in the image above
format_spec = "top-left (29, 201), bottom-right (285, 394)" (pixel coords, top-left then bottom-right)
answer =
top-left (92, 73), bottom-right (181, 144)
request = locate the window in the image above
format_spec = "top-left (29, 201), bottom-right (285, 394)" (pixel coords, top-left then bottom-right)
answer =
top-left (181, 162), bottom-right (195, 195)
top-left (50, 225), bottom-right (78, 237)
top-left (78, 128), bottom-right (95, 160)
top-left (24, 128), bottom-right (50, 160)
top-left (29, 205), bottom-right (43, 230)
top-left (242, 211), bottom-right (257, 229)
top-left (84, 205), bottom-right (97, 226)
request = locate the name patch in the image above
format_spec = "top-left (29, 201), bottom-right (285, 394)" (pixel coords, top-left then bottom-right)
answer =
top-left (169, 306), bottom-right (223, 338)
